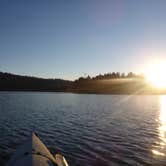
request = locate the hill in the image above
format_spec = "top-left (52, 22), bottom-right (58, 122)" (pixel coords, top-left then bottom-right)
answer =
top-left (0, 72), bottom-right (72, 92)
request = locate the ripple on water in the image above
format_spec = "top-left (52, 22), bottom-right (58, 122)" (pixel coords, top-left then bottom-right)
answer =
top-left (0, 93), bottom-right (165, 166)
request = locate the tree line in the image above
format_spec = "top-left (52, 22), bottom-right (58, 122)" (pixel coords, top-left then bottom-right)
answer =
top-left (75, 72), bottom-right (145, 82)
top-left (0, 71), bottom-right (145, 91)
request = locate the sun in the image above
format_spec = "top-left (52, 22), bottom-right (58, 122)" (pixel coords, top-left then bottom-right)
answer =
top-left (145, 60), bottom-right (166, 89)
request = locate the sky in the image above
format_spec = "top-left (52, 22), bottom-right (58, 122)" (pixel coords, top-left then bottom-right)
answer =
top-left (0, 0), bottom-right (166, 80)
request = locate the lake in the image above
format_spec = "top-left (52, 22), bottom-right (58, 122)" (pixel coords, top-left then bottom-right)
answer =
top-left (0, 92), bottom-right (166, 166)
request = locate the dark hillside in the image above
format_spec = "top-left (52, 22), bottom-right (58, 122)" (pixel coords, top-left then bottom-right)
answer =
top-left (0, 72), bottom-right (73, 91)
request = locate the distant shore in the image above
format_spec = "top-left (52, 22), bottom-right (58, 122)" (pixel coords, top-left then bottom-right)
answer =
top-left (0, 72), bottom-right (166, 94)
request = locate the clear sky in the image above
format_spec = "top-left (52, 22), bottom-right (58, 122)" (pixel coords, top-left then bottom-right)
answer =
top-left (1, 0), bottom-right (166, 80)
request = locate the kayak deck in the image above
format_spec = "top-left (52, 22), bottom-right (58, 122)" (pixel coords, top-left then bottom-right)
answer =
top-left (7, 132), bottom-right (67, 166)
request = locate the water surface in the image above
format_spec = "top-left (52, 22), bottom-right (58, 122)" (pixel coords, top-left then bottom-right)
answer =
top-left (0, 92), bottom-right (166, 166)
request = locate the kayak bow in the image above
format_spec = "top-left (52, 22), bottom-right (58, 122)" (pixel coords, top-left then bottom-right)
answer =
top-left (7, 132), bottom-right (69, 166)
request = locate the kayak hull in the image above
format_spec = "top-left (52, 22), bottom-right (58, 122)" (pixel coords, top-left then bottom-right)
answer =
top-left (7, 133), bottom-right (57, 166)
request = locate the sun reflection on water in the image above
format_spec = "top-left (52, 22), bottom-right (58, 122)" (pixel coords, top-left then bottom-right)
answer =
top-left (159, 96), bottom-right (166, 145)
top-left (152, 96), bottom-right (166, 156)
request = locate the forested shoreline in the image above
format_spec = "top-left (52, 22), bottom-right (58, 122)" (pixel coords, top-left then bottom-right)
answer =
top-left (0, 71), bottom-right (165, 94)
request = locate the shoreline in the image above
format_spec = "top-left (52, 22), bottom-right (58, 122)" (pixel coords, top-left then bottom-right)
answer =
top-left (0, 90), bottom-right (166, 95)
top-left (1, 72), bottom-right (166, 95)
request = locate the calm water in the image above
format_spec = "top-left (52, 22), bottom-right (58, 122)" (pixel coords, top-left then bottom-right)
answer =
top-left (0, 92), bottom-right (166, 166)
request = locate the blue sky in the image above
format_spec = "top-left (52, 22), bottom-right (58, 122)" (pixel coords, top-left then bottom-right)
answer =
top-left (0, 0), bottom-right (166, 80)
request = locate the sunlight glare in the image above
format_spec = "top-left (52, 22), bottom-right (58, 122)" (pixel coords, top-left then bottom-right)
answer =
top-left (152, 96), bottom-right (166, 156)
top-left (152, 150), bottom-right (165, 156)
top-left (159, 96), bottom-right (166, 144)
top-left (145, 61), bottom-right (166, 89)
